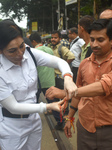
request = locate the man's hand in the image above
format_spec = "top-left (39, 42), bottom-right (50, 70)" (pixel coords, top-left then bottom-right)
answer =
top-left (64, 120), bottom-right (73, 138)
top-left (45, 86), bottom-right (66, 100)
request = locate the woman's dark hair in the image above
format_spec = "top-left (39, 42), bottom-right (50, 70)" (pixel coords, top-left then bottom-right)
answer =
top-left (0, 19), bottom-right (23, 50)
top-left (88, 19), bottom-right (112, 40)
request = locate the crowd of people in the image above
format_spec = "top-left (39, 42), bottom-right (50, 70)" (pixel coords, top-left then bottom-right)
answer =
top-left (0, 7), bottom-right (112, 150)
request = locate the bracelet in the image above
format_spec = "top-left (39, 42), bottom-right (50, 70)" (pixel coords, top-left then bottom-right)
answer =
top-left (64, 73), bottom-right (73, 78)
top-left (65, 115), bottom-right (75, 122)
top-left (70, 105), bottom-right (78, 111)
top-left (65, 116), bottom-right (75, 132)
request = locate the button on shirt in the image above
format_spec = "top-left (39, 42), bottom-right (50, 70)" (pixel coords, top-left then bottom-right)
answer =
top-left (77, 52), bottom-right (112, 133)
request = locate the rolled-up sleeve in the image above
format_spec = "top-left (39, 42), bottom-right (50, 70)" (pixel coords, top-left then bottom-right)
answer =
top-left (100, 72), bottom-right (112, 96)
top-left (61, 47), bottom-right (75, 60)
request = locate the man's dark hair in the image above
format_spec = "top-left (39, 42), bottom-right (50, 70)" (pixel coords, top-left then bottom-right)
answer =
top-left (29, 32), bottom-right (41, 43)
top-left (78, 15), bottom-right (94, 33)
top-left (0, 19), bottom-right (23, 50)
top-left (69, 27), bottom-right (78, 34)
top-left (51, 30), bottom-right (61, 38)
top-left (23, 37), bottom-right (33, 47)
top-left (89, 19), bottom-right (112, 40)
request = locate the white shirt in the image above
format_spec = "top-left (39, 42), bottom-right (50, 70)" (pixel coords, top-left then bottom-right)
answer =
top-left (70, 36), bottom-right (85, 67)
top-left (0, 45), bottom-right (72, 113)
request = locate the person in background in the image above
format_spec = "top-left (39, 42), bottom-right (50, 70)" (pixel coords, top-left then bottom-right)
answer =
top-left (23, 37), bottom-right (33, 47)
top-left (51, 30), bottom-right (75, 89)
top-left (78, 15), bottom-right (94, 61)
top-left (0, 20), bottom-right (77, 150)
top-left (68, 27), bottom-right (85, 82)
top-left (45, 16), bottom-right (94, 100)
top-left (99, 8), bottom-right (112, 19)
top-left (60, 30), bottom-right (70, 49)
top-left (50, 30), bottom-right (75, 130)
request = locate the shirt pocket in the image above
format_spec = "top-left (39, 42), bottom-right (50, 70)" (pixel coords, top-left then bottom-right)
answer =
top-left (28, 69), bottom-right (37, 83)
top-left (11, 80), bottom-right (28, 101)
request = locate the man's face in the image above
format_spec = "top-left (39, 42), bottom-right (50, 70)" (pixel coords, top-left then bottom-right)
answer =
top-left (68, 30), bottom-right (73, 40)
top-left (51, 33), bottom-right (61, 46)
top-left (90, 28), bottom-right (112, 57)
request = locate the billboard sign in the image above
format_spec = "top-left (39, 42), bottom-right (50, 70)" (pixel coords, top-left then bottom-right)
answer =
top-left (65, 0), bottom-right (77, 6)
top-left (32, 22), bottom-right (38, 31)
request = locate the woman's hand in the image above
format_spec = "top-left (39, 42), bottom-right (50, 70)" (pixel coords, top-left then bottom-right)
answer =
top-left (64, 76), bottom-right (77, 100)
top-left (46, 99), bottom-right (67, 112)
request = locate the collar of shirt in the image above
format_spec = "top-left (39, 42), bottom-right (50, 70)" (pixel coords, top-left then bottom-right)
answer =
top-left (35, 44), bottom-right (43, 48)
top-left (52, 43), bottom-right (60, 50)
top-left (0, 47), bottom-right (28, 71)
top-left (88, 51), bottom-right (112, 64)
top-left (81, 42), bottom-right (90, 52)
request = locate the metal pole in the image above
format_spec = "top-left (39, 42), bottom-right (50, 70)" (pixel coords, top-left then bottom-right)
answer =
top-left (78, 0), bottom-right (80, 22)
top-left (58, 0), bottom-right (60, 20)
top-left (65, 6), bottom-right (67, 30)
top-left (52, 5), bottom-right (54, 31)
top-left (93, 0), bottom-right (97, 19)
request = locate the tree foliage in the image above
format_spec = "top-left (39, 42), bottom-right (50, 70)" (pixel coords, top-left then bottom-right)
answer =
top-left (0, 0), bottom-right (111, 32)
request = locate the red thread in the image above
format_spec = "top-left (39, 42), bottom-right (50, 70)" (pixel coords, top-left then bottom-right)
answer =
top-left (60, 97), bottom-right (67, 122)
top-left (63, 73), bottom-right (73, 78)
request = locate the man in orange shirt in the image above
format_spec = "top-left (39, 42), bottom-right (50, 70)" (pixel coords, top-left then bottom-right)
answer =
top-left (46, 19), bottom-right (112, 150)
top-left (64, 19), bottom-right (112, 150)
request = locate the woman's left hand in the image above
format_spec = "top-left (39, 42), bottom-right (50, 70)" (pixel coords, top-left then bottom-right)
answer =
top-left (46, 99), bottom-right (67, 112)
top-left (64, 76), bottom-right (77, 100)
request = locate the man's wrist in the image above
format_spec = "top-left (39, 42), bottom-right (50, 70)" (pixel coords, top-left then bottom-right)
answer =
top-left (70, 105), bottom-right (78, 111)
top-left (75, 88), bottom-right (78, 97)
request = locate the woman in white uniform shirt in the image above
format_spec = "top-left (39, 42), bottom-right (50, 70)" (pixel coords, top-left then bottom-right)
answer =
top-left (0, 20), bottom-right (77, 150)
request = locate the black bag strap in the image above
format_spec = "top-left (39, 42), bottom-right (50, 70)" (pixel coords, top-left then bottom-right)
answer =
top-left (26, 47), bottom-right (41, 91)
top-left (85, 46), bottom-right (93, 59)
top-left (58, 44), bottom-right (63, 58)
top-left (70, 38), bottom-right (79, 48)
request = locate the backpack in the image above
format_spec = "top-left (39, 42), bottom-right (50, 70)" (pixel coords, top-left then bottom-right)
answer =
top-left (85, 46), bottom-right (93, 58)
top-left (58, 44), bottom-right (63, 58)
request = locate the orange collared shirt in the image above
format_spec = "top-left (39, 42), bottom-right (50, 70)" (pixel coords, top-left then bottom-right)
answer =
top-left (77, 52), bottom-right (112, 133)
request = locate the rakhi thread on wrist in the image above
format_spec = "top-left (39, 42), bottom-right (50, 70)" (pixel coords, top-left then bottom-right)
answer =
top-left (63, 73), bottom-right (73, 79)
top-left (65, 116), bottom-right (75, 132)
top-left (60, 97), bottom-right (67, 123)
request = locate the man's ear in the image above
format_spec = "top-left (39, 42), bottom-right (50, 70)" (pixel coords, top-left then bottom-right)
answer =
top-left (80, 26), bottom-right (84, 32)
